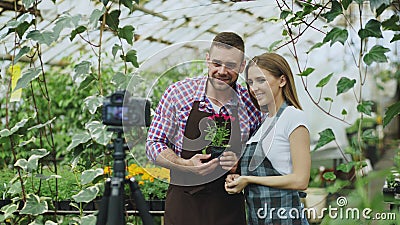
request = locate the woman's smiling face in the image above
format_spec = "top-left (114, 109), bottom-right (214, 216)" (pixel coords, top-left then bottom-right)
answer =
top-left (247, 66), bottom-right (283, 108)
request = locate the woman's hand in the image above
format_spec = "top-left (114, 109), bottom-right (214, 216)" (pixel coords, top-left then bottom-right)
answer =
top-left (226, 174), bottom-right (240, 184)
top-left (225, 175), bottom-right (248, 194)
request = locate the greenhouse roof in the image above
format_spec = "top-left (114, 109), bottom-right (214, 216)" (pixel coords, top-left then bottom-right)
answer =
top-left (0, 0), bottom-right (315, 68)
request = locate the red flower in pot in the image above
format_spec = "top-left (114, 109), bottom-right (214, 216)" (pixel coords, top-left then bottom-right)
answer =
top-left (202, 114), bottom-right (235, 159)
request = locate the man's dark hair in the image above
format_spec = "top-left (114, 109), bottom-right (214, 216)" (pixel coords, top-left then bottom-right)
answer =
top-left (211, 32), bottom-right (245, 53)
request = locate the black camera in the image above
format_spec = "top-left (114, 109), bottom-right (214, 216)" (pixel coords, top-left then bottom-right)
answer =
top-left (102, 90), bottom-right (151, 127)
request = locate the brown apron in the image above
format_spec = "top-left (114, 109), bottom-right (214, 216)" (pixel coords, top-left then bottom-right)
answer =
top-left (164, 101), bottom-right (246, 225)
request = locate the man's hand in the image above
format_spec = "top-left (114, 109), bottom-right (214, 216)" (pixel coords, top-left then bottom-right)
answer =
top-left (219, 151), bottom-right (238, 171)
top-left (186, 154), bottom-right (219, 176)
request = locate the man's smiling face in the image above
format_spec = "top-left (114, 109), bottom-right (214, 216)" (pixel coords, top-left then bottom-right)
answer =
top-left (206, 46), bottom-right (244, 91)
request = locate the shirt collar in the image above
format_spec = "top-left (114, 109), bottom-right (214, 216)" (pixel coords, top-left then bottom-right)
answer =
top-left (196, 76), bottom-right (242, 112)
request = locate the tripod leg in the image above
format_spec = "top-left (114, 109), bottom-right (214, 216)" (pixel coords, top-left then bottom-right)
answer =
top-left (106, 177), bottom-right (126, 225)
top-left (127, 178), bottom-right (154, 225)
top-left (96, 178), bottom-right (111, 225)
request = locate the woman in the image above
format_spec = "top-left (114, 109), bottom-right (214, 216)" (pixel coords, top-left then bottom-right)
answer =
top-left (225, 52), bottom-right (311, 225)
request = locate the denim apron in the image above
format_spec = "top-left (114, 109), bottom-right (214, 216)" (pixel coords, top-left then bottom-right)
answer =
top-left (241, 103), bottom-right (309, 225)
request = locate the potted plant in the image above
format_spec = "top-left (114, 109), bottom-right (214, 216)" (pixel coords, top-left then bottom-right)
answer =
top-left (126, 164), bottom-right (169, 211)
top-left (202, 114), bottom-right (235, 160)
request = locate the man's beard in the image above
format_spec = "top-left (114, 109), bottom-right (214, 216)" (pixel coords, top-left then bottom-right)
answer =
top-left (208, 75), bottom-right (237, 91)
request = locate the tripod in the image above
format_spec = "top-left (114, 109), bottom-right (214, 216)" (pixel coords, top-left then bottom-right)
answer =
top-left (96, 128), bottom-right (153, 225)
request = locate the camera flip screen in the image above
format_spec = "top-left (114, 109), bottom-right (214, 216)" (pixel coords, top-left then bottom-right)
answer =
top-left (105, 105), bottom-right (129, 125)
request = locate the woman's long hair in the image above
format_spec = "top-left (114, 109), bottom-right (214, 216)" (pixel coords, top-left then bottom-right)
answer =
top-left (245, 52), bottom-right (302, 110)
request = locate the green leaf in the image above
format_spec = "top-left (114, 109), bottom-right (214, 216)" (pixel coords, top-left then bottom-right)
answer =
top-left (70, 25), bottom-right (87, 41)
top-left (14, 68), bottom-right (41, 91)
top-left (391, 34), bottom-right (400, 43)
top-left (341, 109), bottom-right (348, 115)
top-left (53, 15), bottom-right (78, 39)
top-left (280, 10), bottom-right (291, 19)
top-left (66, 131), bottom-right (91, 151)
top-left (16, 21), bottom-right (31, 39)
top-left (31, 148), bottom-right (50, 158)
top-left (111, 72), bottom-right (129, 88)
top-left (81, 168), bottom-right (104, 185)
top-left (326, 179), bottom-right (351, 194)
top-left (313, 128), bottom-right (335, 150)
top-left (306, 42), bottom-right (325, 54)
top-left (16, 149), bottom-right (50, 172)
top-left (78, 74), bottom-right (96, 90)
top-left (298, 67), bottom-right (315, 77)
top-left (322, 171), bottom-right (336, 181)
top-left (369, 0), bottom-right (390, 11)
top-left (383, 101), bottom-right (400, 127)
top-left (323, 28), bottom-right (348, 46)
top-left (342, 0), bottom-right (353, 10)
top-left (19, 136), bottom-right (36, 147)
top-left (376, 3), bottom-right (389, 17)
top-left (6, 14), bottom-right (29, 28)
top-left (20, 194), bottom-right (48, 215)
top-left (0, 129), bottom-right (11, 138)
top-left (363, 45), bottom-right (390, 65)
top-left (26, 30), bottom-right (56, 46)
top-left (102, 0), bottom-right (110, 6)
top-left (362, 129), bottom-right (377, 142)
top-left (358, 19), bottom-right (383, 39)
top-left (119, 25), bottom-right (135, 45)
top-left (123, 50), bottom-right (139, 67)
top-left (112, 44), bottom-right (122, 58)
top-left (28, 117), bottom-right (56, 130)
top-left (316, 73), bottom-right (333, 88)
top-left (81, 215), bottom-right (97, 225)
top-left (1, 204), bottom-right (18, 220)
top-left (14, 159), bottom-right (28, 171)
top-left (267, 40), bottom-right (283, 52)
top-left (10, 118), bottom-right (30, 134)
top-left (1, 118), bottom-right (31, 139)
top-left (357, 100), bottom-right (374, 116)
top-left (85, 121), bottom-right (112, 145)
top-left (72, 186), bottom-right (99, 203)
top-left (83, 96), bottom-right (103, 114)
top-left (336, 77), bottom-right (356, 96)
top-left (121, 0), bottom-right (135, 12)
top-left (22, 0), bottom-right (35, 9)
top-left (321, 1), bottom-right (342, 22)
top-left (106, 10), bottom-right (121, 31)
top-left (324, 97), bottom-right (333, 102)
top-left (90, 8), bottom-right (105, 26)
top-left (336, 162), bottom-right (355, 173)
top-left (36, 174), bottom-right (62, 181)
top-left (381, 15), bottom-right (400, 31)
top-left (13, 46), bottom-right (30, 64)
top-left (74, 61), bottom-right (91, 77)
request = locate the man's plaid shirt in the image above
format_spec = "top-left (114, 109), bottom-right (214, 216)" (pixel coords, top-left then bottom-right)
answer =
top-left (146, 76), bottom-right (263, 162)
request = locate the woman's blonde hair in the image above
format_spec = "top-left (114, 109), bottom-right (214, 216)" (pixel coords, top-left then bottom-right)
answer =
top-left (245, 52), bottom-right (302, 110)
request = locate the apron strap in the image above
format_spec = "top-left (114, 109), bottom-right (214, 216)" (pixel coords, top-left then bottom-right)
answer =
top-left (248, 102), bottom-right (288, 171)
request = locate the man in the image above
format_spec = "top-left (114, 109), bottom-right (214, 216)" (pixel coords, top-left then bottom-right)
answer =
top-left (146, 32), bottom-right (262, 225)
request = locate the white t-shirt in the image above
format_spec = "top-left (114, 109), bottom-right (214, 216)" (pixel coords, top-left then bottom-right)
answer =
top-left (246, 106), bottom-right (309, 175)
